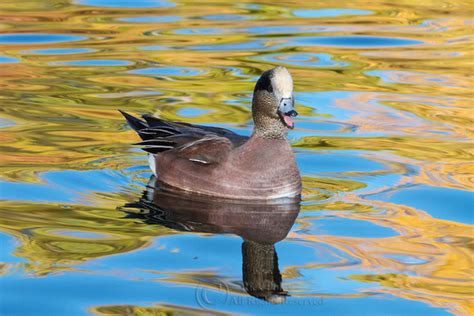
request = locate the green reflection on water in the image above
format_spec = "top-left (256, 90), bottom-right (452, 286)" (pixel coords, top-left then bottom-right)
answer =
top-left (0, 0), bottom-right (472, 315)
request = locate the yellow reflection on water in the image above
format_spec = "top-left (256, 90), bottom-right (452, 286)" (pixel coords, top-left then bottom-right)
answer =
top-left (0, 0), bottom-right (472, 315)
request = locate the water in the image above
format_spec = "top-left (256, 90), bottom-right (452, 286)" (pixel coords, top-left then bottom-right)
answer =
top-left (0, 1), bottom-right (472, 315)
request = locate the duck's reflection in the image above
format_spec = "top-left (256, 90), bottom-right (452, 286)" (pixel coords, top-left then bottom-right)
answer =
top-left (123, 177), bottom-right (300, 303)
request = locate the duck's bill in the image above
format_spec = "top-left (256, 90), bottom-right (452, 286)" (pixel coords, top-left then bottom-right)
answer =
top-left (278, 111), bottom-right (297, 129)
top-left (278, 97), bottom-right (298, 129)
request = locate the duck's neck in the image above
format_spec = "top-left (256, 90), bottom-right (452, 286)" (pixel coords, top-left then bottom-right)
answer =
top-left (252, 116), bottom-right (288, 140)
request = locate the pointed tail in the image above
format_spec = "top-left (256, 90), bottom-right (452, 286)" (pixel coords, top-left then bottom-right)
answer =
top-left (119, 110), bottom-right (148, 132)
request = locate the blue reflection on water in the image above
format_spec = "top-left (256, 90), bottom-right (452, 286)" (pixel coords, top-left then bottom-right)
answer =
top-left (89, 234), bottom-right (242, 271)
top-left (25, 48), bottom-right (95, 55)
top-left (0, 170), bottom-right (131, 203)
top-left (297, 151), bottom-right (386, 174)
top-left (0, 233), bottom-right (24, 263)
top-left (52, 60), bottom-right (131, 66)
top-left (295, 121), bottom-right (347, 131)
top-left (1, 262), bottom-right (450, 316)
top-left (0, 180), bottom-right (75, 203)
top-left (293, 8), bottom-right (373, 18)
top-left (293, 36), bottom-right (423, 48)
top-left (191, 35), bottom-right (423, 51)
top-left (177, 108), bottom-right (212, 118)
top-left (174, 27), bottom-right (227, 35)
top-left (366, 185), bottom-right (474, 224)
top-left (0, 56), bottom-right (19, 63)
top-left (200, 14), bottom-right (249, 21)
top-left (367, 70), bottom-right (453, 86)
top-left (254, 53), bottom-right (349, 68)
top-left (119, 16), bottom-right (180, 23)
top-left (0, 34), bottom-right (87, 44)
top-left (306, 217), bottom-right (398, 238)
top-left (383, 254), bottom-right (429, 265)
top-left (297, 91), bottom-right (356, 120)
top-left (129, 67), bottom-right (204, 76)
top-left (279, 239), bottom-right (357, 267)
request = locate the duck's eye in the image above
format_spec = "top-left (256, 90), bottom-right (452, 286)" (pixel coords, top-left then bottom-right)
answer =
top-left (255, 71), bottom-right (273, 93)
top-left (267, 81), bottom-right (273, 93)
top-left (261, 76), bottom-right (273, 93)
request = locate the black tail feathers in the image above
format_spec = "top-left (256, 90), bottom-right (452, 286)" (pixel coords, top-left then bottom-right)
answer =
top-left (119, 110), bottom-right (181, 153)
top-left (119, 110), bottom-right (148, 132)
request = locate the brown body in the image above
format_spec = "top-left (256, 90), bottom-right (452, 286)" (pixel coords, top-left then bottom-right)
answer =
top-left (155, 136), bottom-right (301, 200)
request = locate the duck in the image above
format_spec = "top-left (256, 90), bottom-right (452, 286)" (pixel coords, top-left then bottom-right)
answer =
top-left (120, 66), bottom-right (301, 200)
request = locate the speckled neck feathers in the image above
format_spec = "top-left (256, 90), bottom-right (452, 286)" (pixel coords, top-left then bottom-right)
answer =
top-left (252, 94), bottom-right (288, 139)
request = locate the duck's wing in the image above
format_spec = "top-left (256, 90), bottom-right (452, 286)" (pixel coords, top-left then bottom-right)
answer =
top-left (120, 110), bottom-right (248, 162)
top-left (173, 135), bottom-right (234, 164)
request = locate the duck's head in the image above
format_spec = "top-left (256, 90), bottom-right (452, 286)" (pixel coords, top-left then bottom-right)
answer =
top-left (252, 66), bottom-right (298, 139)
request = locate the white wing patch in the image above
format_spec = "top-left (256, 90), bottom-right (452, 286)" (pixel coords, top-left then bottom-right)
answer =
top-left (189, 158), bottom-right (209, 164)
top-left (148, 154), bottom-right (157, 176)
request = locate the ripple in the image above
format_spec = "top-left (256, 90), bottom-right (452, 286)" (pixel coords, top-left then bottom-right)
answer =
top-left (297, 151), bottom-right (386, 175)
top-left (0, 56), bottom-right (19, 63)
top-left (365, 185), bottom-right (473, 224)
top-left (0, 232), bottom-right (24, 263)
top-left (177, 108), bottom-right (212, 118)
top-left (293, 8), bottom-right (373, 18)
top-left (129, 67), bottom-right (204, 77)
top-left (0, 169), bottom-right (130, 203)
top-left (51, 59), bottom-right (131, 66)
top-left (176, 25), bottom-right (329, 36)
top-left (0, 117), bottom-right (16, 128)
top-left (254, 53), bottom-right (349, 68)
top-left (296, 91), bottom-right (457, 137)
top-left (118, 16), bottom-right (180, 23)
top-left (190, 39), bottom-right (265, 51)
top-left (52, 230), bottom-right (111, 239)
top-left (362, 50), bottom-right (461, 59)
top-left (292, 35), bottom-right (423, 48)
top-left (245, 25), bottom-right (329, 35)
top-left (367, 70), bottom-right (455, 86)
top-left (24, 48), bottom-right (95, 55)
top-left (75, 0), bottom-right (175, 8)
top-left (190, 36), bottom-right (423, 52)
top-left (0, 33), bottom-right (87, 45)
top-left (174, 27), bottom-right (227, 35)
top-left (383, 254), bottom-right (429, 265)
top-left (295, 121), bottom-right (352, 132)
top-left (307, 217), bottom-right (398, 238)
top-left (139, 45), bottom-right (169, 51)
top-left (90, 90), bottom-right (162, 98)
top-left (199, 14), bottom-right (249, 21)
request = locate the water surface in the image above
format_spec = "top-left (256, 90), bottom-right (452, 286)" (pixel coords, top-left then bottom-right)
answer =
top-left (0, 0), bottom-right (472, 315)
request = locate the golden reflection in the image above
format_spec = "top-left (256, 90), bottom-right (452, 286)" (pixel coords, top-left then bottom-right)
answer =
top-left (0, 200), bottom-right (166, 275)
top-left (0, 0), bottom-right (472, 314)
top-left (289, 194), bottom-right (473, 315)
top-left (90, 303), bottom-right (231, 316)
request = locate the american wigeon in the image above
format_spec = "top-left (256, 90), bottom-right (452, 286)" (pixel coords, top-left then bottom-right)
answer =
top-left (120, 66), bottom-right (301, 200)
